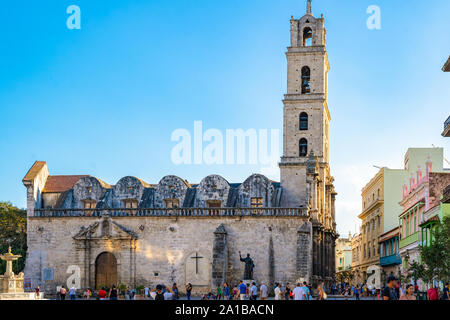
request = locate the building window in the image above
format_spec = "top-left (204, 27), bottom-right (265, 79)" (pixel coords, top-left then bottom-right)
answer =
top-left (206, 200), bottom-right (222, 208)
top-left (301, 66), bottom-right (311, 94)
top-left (83, 200), bottom-right (96, 209)
top-left (299, 138), bottom-right (308, 157)
top-left (164, 199), bottom-right (180, 208)
top-left (378, 216), bottom-right (381, 228)
top-left (250, 197), bottom-right (263, 208)
top-left (299, 112), bottom-right (308, 130)
top-left (123, 199), bottom-right (138, 209)
top-left (303, 27), bottom-right (313, 46)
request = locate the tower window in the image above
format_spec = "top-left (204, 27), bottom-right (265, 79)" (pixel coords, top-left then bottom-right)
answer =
top-left (301, 66), bottom-right (311, 94)
top-left (250, 197), bottom-right (263, 208)
top-left (303, 27), bottom-right (313, 46)
top-left (299, 112), bottom-right (308, 130)
top-left (299, 138), bottom-right (308, 157)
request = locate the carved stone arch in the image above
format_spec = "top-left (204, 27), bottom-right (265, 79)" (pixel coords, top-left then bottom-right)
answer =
top-left (154, 175), bottom-right (190, 208)
top-left (112, 176), bottom-right (149, 208)
top-left (73, 176), bottom-right (111, 209)
top-left (195, 175), bottom-right (230, 208)
top-left (238, 174), bottom-right (274, 207)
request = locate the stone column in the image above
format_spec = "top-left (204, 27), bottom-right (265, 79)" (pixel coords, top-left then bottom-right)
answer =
top-left (296, 222), bottom-right (312, 283)
top-left (268, 236), bottom-right (275, 291)
top-left (212, 224), bottom-right (228, 288)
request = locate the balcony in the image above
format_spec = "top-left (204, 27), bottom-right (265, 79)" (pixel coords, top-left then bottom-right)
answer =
top-left (380, 254), bottom-right (402, 266)
top-left (443, 115), bottom-right (450, 137)
top-left (399, 232), bottom-right (419, 248)
top-left (32, 207), bottom-right (308, 218)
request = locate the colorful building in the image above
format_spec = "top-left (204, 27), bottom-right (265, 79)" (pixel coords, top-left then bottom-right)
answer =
top-left (398, 157), bottom-right (450, 284)
top-left (336, 234), bottom-right (352, 273)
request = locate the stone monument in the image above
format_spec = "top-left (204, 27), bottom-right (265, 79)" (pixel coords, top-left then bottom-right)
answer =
top-left (239, 251), bottom-right (255, 282)
top-left (0, 247), bottom-right (42, 300)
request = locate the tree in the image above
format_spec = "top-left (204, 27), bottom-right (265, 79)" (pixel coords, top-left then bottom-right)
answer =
top-left (420, 216), bottom-right (450, 283)
top-left (0, 202), bottom-right (27, 274)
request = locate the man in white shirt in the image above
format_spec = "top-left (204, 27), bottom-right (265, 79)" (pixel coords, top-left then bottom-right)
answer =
top-left (260, 282), bottom-right (268, 300)
top-left (274, 283), bottom-right (283, 300)
top-left (293, 283), bottom-right (306, 300)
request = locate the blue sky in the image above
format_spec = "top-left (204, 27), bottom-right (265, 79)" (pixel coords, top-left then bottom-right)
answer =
top-left (0, 0), bottom-right (449, 235)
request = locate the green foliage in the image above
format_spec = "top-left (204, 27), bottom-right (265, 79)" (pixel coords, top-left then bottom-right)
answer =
top-left (406, 216), bottom-right (450, 285)
top-left (0, 202), bottom-right (27, 274)
top-left (136, 285), bottom-right (145, 294)
top-left (419, 216), bottom-right (450, 283)
top-left (118, 283), bottom-right (127, 295)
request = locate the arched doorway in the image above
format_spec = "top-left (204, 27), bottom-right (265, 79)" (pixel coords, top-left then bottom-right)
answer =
top-left (95, 252), bottom-right (117, 289)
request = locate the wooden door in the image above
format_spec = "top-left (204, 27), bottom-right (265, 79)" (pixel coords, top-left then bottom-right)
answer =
top-left (95, 252), bottom-right (117, 289)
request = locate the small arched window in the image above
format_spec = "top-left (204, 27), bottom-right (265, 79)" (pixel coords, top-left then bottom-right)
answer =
top-left (299, 138), bottom-right (308, 157)
top-left (299, 112), bottom-right (308, 130)
top-left (301, 66), bottom-right (311, 94)
top-left (303, 27), bottom-right (313, 46)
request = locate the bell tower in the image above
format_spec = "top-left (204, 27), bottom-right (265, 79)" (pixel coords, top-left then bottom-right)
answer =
top-left (279, 0), bottom-right (332, 213)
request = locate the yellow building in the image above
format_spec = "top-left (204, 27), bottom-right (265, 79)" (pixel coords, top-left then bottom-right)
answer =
top-left (356, 169), bottom-right (385, 280)
top-left (336, 234), bottom-right (352, 273)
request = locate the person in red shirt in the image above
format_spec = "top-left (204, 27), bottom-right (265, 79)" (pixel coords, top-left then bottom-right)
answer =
top-left (98, 287), bottom-right (107, 300)
top-left (427, 285), bottom-right (438, 300)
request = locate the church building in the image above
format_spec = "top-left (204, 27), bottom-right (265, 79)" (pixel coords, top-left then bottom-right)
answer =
top-left (22, 1), bottom-right (337, 294)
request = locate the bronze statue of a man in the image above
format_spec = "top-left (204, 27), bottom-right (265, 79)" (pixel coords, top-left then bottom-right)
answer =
top-left (239, 251), bottom-right (255, 280)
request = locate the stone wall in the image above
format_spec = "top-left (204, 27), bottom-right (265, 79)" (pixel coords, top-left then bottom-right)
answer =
top-left (25, 216), bottom-right (311, 294)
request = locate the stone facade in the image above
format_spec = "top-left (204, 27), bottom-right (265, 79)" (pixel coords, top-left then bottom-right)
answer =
top-left (22, 2), bottom-right (337, 294)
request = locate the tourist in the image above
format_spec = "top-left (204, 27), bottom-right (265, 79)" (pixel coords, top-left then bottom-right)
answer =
top-left (98, 287), bottom-right (107, 300)
top-left (274, 283), bottom-right (283, 300)
top-left (69, 286), bottom-right (77, 300)
top-left (223, 283), bottom-right (230, 300)
top-left (60, 286), bottom-right (67, 300)
top-left (164, 285), bottom-right (174, 300)
top-left (427, 285), bottom-right (439, 301)
top-left (382, 276), bottom-right (398, 300)
top-left (354, 285), bottom-right (360, 300)
top-left (232, 285), bottom-right (239, 300)
top-left (131, 288), bottom-right (137, 300)
top-left (238, 281), bottom-right (247, 300)
top-left (109, 284), bottom-right (118, 300)
top-left (260, 282), bottom-right (268, 300)
top-left (250, 282), bottom-right (258, 300)
top-left (144, 286), bottom-right (150, 300)
top-left (149, 285), bottom-right (165, 301)
top-left (302, 282), bottom-right (312, 300)
top-left (400, 284), bottom-right (416, 300)
top-left (125, 286), bottom-right (131, 300)
top-left (331, 283), bottom-right (336, 295)
top-left (216, 285), bottom-right (222, 300)
top-left (172, 283), bottom-right (179, 300)
top-left (292, 283), bottom-right (305, 300)
top-left (83, 288), bottom-right (91, 300)
top-left (186, 283), bottom-right (193, 300)
top-left (442, 283), bottom-right (449, 300)
top-left (285, 283), bottom-right (291, 300)
top-left (35, 286), bottom-right (40, 300)
top-left (317, 283), bottom-right (327, 300)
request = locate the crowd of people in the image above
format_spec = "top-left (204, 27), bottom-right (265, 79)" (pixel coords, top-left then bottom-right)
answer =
top-left (330, 276), bottom-right (450, 301)
top-left (52, 277), bottom-right (449, 301)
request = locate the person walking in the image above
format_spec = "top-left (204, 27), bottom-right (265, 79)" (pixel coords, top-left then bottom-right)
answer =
top-left (382, 276), bottom-right (399, 300)
top-left (250, 282), bottom-right (258, 300)
top-left (274, 283), bottom-right (283, 300)
top-left (238, 281), bottom-right (247, 300)
top-left (98, 287), bottom-right (107, 300)
top-left (216, 285), bottom-right (223, 300)
top-left (109, 284), bottom-right (118, 300)
top-left (317, 283), bottom-right (327, 300)
top-left (144, 285), bottom-right (150, 300)
top-left (292, 283), bottom-right (306, 300)
top-left (284, 283), bottom-right (291, 300)
top-left (186, 283), bottom-right (192, 300)
top-left (427, 285), bottom-right (439, 301)
top-left (35, 286), bottom-right (41, 300)
top-left (260, 282), bottom-right (268, 300)
top-left (442, 283), bottom-right (449, 300)
top-left (69, 286), bottom-right (77, 300)
top-left (302, 282), bottom-right (312, 300)
top-left (223, 283), bottom-right (230, 300)
top-left (172, 283), bottom-right (179, 300)
top-left (150, 285), bottom-right (167, 301)
top-left (354, 285), bottom-right (360, 300)
top-left (60, 286), bottom-right (67, 300)
top-left (400, 284), bottom-right (416, 300)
